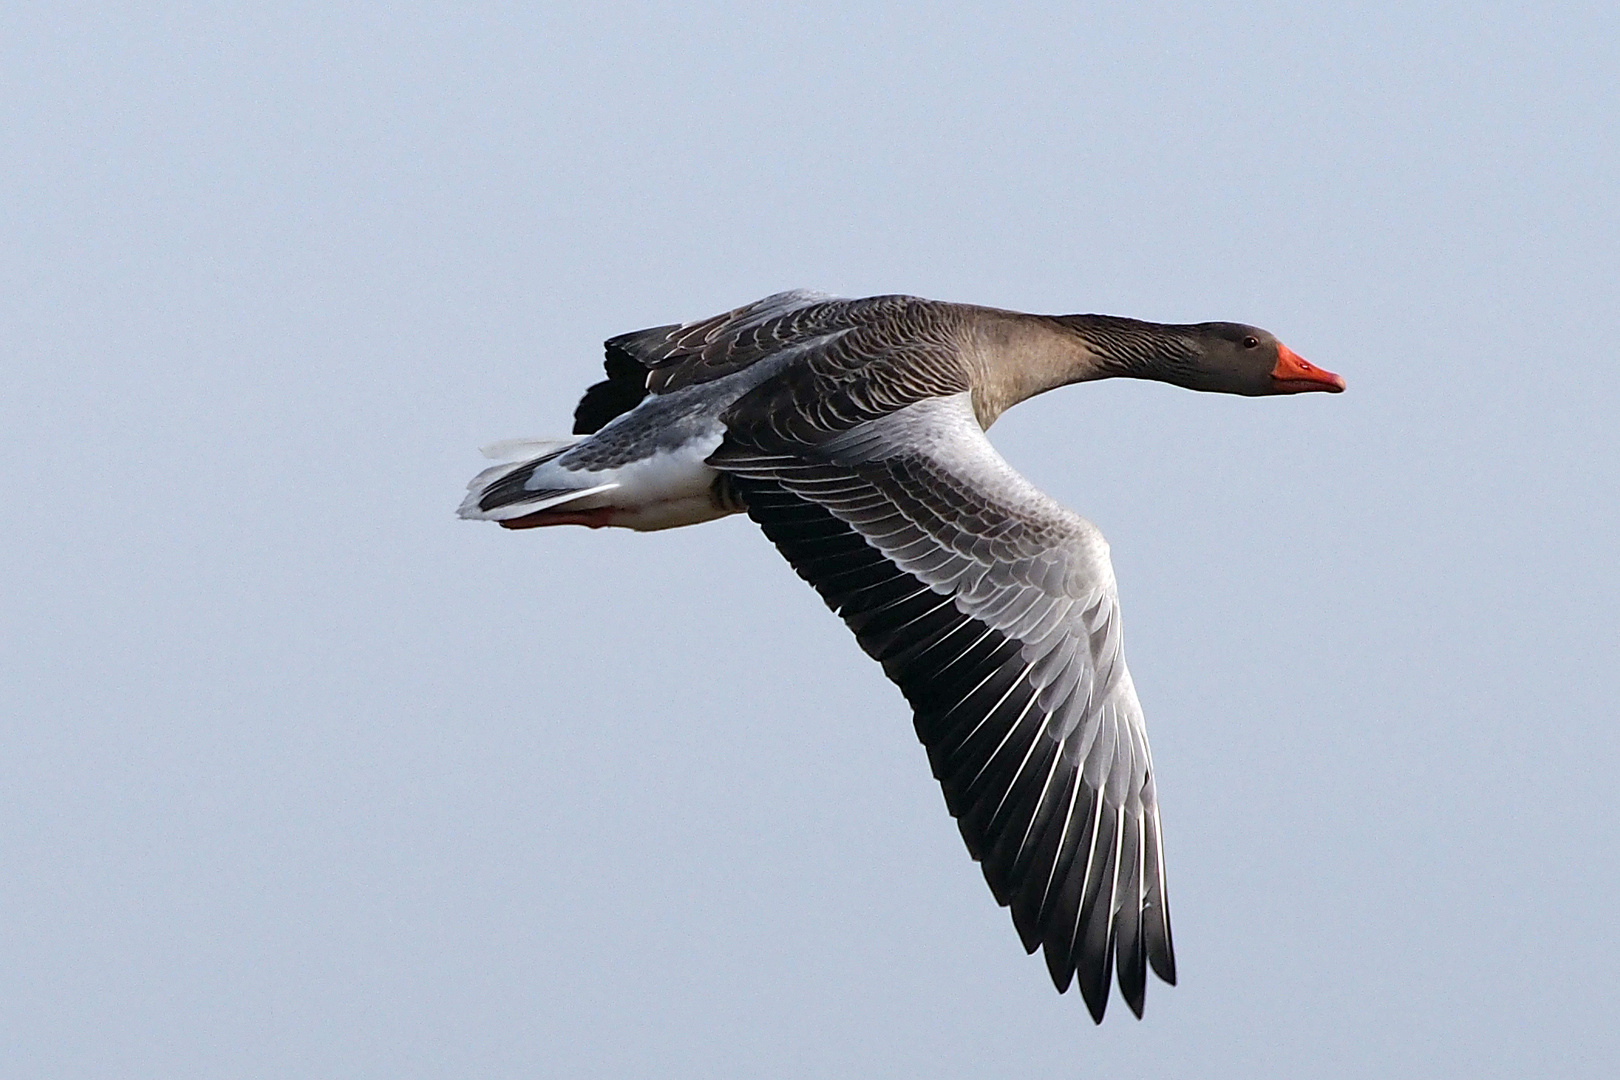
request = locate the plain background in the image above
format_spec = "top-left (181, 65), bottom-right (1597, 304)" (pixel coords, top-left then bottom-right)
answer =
top-left (4, 2), bottom-right (1617, 1077)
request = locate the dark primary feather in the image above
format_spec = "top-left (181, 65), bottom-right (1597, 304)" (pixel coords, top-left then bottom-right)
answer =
top-left (573, 338), bottom-right (657, 435)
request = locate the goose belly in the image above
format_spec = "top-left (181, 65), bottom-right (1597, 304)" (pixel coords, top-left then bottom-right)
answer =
top-left (579, 442), bottom-right (740, 531)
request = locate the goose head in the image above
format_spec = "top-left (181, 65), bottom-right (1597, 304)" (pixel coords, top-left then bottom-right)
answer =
top-left (1174, 322), bottom-right (1345, 396)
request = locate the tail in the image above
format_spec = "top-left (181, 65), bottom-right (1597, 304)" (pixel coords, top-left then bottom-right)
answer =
top-left (457, 436), bottom-right (619, 523)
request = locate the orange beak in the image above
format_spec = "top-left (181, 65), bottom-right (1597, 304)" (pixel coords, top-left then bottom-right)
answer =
top-left (1271, 344), bottom-right (1345, 393)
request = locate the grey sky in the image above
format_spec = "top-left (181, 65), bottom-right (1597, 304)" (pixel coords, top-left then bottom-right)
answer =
top-left (4, 2), bottom-right (1617, 1077)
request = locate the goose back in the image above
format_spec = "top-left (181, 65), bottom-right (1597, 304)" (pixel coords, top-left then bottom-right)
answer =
top-left (573, 291), bottom-right (984, 438)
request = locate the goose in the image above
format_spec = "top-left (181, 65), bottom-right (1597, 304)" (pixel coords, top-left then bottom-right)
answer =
top-left (460, 290), bottom-right (1344, 1022)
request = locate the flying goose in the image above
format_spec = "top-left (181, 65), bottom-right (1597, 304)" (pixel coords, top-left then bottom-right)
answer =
top-left (460, 291), bottom-right (1344, 1022)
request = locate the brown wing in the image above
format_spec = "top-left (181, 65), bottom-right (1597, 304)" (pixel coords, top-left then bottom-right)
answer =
top-left (574, 291), bottom-right (977, 435)
top-left (619, 290), bottom-right (885, 393)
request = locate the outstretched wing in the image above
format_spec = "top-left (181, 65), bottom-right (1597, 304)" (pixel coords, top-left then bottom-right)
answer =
top-left (714, 391), bottom-right (1175, 1021)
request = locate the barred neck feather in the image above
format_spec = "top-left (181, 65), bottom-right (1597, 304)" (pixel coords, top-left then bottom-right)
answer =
top-left (1049, 315), bottom-right (1201, 379)
top-left (969, 311), bottom-right (1199, 424)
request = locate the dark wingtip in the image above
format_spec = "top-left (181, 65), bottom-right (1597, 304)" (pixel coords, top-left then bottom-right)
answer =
top-left (1151, 950), bottom-right (1177, 986)
top-left (1117, 936), bottom-right (1147, 1018)
top-left (573, 341), bottom-right (652, 434)
top-left (1082, 984), bottom-right (1108, 1024)
top-left (572, 377), bottom-right (646, 435)
top-left (1044, 944), bottom-right (1075, 994)
top-left (1076, 915), bottom-right (1117, 1022)
top-left (1147, 908), bottom-right (1177, 985)
top-left (1012, 907), bottom-right (1043, 954)
top-left (1120, 964), bottom-right (1146, 1019)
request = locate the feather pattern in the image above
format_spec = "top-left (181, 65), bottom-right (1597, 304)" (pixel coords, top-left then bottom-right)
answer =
top-left (713, 392), bottom-right (1175, 1021)
top-left (597, 291), bottom-right (980, 439)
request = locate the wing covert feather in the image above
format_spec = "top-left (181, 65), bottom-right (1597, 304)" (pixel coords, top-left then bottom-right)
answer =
top-left (593, 292), bottom-right (979, 441)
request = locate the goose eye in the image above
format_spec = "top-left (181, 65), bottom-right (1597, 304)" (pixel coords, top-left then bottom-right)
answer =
top-left (1242, 336), bottom-right (1259, 349)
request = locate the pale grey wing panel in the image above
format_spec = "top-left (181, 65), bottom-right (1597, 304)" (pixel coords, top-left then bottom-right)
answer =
top-left (714, 395), bottom-right (1174, 1021)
